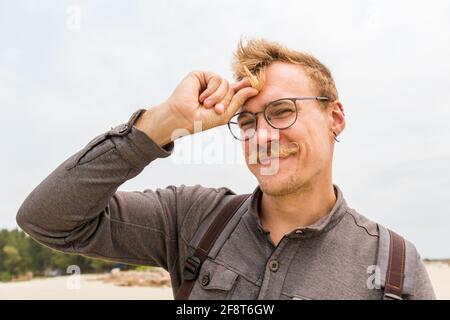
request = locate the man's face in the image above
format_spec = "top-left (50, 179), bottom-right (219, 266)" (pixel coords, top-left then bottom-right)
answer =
top-left (241, 62), bottom-right (337, 196)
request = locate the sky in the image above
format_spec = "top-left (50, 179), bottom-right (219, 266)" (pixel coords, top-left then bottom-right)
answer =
top-left (1, 0), bottom-right (449, 258)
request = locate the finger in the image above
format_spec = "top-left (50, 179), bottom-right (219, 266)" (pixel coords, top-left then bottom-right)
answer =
top-left (214, 86), bottom-right (234, 115)
top-left (231, 78), bottom-right (253, 92)
top-left (203, 79), bottom-right (230, 108)
top-left (215, 103), bottom-right (225, 114)
top-left (198, 74), bottom-right (222, 104)
top-left (223, 87), bottom-right (259, 119)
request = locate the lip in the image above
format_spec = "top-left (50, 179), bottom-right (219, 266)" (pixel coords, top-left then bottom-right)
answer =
top-left (257, 156), bottom-right (289, 167)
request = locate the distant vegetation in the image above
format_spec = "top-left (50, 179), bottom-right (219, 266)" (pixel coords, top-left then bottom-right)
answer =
top-left (0, 228), bottom-right (121, 282)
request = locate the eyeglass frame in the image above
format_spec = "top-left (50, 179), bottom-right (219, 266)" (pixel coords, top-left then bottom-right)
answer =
top-left (227, 96), bottom-right (330, 141)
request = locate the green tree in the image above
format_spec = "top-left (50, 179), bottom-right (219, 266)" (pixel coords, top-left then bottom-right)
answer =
top-left (0, 228), bottom-right (120, 281)
top-left (3, 245), bottom-right (25, 276)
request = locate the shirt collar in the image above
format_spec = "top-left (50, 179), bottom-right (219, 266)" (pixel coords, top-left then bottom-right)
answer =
top-left (247, 184), bottom-right (348, 237)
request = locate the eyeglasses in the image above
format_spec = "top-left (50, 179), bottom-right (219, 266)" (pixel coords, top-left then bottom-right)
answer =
top-left (227, 96), bottom-right (330, 141)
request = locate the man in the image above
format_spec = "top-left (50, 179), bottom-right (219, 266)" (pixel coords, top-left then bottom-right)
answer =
top-left (17, 38), bottom-right (435, 299)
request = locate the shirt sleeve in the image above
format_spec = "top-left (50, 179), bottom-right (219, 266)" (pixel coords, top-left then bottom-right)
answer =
top-left (408, 256), bottom-right (437, 300)
top-left (16, 109), bottom-right (184, 270)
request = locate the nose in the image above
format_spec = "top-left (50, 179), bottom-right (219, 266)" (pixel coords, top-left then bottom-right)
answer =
top-left (253, 113), bottom-right (280, 146)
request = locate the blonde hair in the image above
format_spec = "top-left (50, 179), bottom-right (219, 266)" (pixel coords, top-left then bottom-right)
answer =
top-left (231, 38), bottom-right (339, 103)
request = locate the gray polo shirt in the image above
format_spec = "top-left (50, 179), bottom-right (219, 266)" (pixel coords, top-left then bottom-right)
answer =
top-left (16, 109), bottom-right (435, 300)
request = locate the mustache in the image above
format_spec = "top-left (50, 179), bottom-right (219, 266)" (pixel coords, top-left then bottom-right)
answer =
top-left (247, 142), bottom-right (300, 163)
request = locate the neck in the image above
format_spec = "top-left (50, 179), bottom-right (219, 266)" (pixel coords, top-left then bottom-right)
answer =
top-left (260, 174), bottom-right (337, 233)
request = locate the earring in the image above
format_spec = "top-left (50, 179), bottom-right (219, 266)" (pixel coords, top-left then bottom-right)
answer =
top-left (333, 131), bottom-right (340, 143)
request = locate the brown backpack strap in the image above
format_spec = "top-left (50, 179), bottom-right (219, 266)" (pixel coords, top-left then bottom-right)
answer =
top-left (383, 229), bottom-right (406, 300)
top-left (175, 194), bottom-right (251, 300)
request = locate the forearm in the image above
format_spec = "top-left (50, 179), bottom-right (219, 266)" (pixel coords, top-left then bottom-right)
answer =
top-left (16, 109), bottom-right (174, 249)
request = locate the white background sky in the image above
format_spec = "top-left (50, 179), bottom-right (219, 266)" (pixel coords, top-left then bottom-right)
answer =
top-left (1, 0), bottom-right (449, 258)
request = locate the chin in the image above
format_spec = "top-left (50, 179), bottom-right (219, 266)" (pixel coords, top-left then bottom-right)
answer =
top-left (257, 172), bottom-right (302, 197)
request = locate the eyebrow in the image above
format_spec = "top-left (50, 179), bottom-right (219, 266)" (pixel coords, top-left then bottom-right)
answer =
top-left (239, 96), bottom-right (307, 114)
top-left (240, 100), bottom-right (271, 113)
top-left (240, 105), bottom-right (261, 114)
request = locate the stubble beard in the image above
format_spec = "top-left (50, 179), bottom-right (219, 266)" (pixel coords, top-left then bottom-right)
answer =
top-left (258, 173), bottom-right (304, 197)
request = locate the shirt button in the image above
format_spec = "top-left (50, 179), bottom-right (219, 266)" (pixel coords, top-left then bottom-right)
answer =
top-left (200, 273), bottom-right (210, 287)
top-left (295, 229), bottom-right (304, 234)
top-left (268, 260), bottom-right (279, 272)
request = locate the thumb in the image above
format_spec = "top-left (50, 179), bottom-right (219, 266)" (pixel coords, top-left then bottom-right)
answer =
top-left (224, 87), bottom-right (259, 120)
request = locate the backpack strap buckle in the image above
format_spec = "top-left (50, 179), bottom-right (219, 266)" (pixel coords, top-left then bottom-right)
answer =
top-left (183, 256), bottom-right (201, 281)
top-left (383, 292), bottom-right (403, 300)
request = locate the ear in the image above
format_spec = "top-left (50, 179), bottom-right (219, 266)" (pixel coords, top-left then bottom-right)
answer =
top-left (330, 100), bottom-right (345, 137)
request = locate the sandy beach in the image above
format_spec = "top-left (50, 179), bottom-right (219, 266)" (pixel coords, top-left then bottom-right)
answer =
top-left (424, 262), bottom-right (450, 300)
top-left (0, 274), bottom-right (174, 300)
top-left (1, 262), bottom-right (448, 300)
